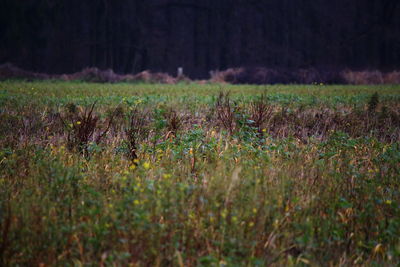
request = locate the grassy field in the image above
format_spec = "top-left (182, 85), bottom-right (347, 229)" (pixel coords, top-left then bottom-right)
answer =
top-left (1, 81), bottom-right (400, 266)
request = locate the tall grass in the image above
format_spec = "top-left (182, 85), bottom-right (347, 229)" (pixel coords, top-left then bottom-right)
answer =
top-left (0, 81), bottom-right (399, 266)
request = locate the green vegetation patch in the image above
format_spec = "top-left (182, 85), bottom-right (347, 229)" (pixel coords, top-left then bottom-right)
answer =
top-left (0, 81), bottom-right (400, 266)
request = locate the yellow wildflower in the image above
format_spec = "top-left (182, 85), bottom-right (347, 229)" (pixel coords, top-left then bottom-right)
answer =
top-left (221, 209), bottom-right (227, 219)
top-left (129, 164), bottom-right (136, 170)
top-left (143, 162), bottom-right (150, 170)
top-left (188, 212), bottom-right (195, 220)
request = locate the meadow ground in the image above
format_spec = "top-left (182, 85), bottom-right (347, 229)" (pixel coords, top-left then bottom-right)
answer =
top-left (1, 81), bottom-right (400, 266)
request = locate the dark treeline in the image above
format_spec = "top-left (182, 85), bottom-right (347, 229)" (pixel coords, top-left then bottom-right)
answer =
top-left (1, 0), bottom-right (399, 79)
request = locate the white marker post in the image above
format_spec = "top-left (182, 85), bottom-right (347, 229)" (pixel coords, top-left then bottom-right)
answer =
top-left (177, 67), bottom-right (183, 77)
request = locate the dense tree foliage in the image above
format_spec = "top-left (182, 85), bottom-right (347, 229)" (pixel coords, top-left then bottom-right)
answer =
top-left (1, 0), bottom-right (399, 78)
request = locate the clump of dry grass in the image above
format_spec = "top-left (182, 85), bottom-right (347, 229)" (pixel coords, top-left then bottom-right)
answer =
top-left (248, 94), bottom-right (274, 134)
top-left (164, 109), bottom-right (183, 137)
top-left (128, 70), bottom-right (178, 84)
top-left (124, 108), bottom-right (149, 161)
top-left (59, 102), bottom-right (118, 157)
top-left (215, 91), bottom-right (237, 134)
top-left (341, 70), bottom-right (384, 85)
top-left (383, 71), bottom-right (400, 84)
